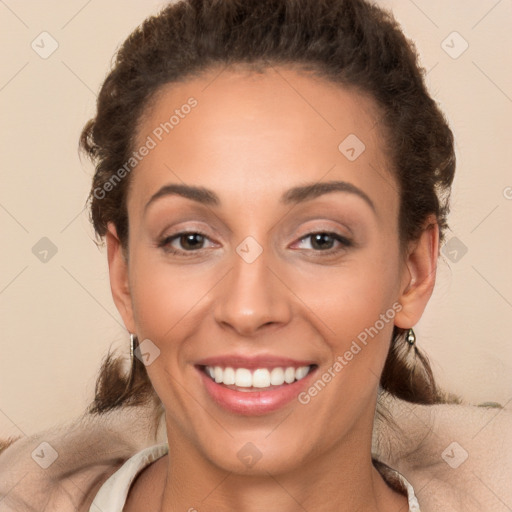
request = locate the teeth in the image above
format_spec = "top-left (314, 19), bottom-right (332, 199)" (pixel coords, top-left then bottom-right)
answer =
top-left (295, 366), bottom-right (309, 380)
top-left (235, 368), bottom-right (252, 387)
top-left (204, 365), bottom-right (312, 388)
top-left (270, 367), bottom-right (285, 385)
top-left (223, 367), bottom-right (235, 385)
top-left (252, 368), bottom-right (270, 388)
top-left (284, 367), bottom-right (295, 384)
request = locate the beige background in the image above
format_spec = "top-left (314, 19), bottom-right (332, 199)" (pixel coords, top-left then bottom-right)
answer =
top-left (0, 0), bottom-right (511, 437)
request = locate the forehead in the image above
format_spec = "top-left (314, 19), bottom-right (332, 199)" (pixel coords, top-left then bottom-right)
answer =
top-left (131, 66), bottom-right (397, 219)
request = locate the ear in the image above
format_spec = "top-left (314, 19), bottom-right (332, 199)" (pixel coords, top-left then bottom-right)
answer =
top-left (106, 222), bottom-right (136, 334)
top-left (394, 215), bottom-right (439, 329)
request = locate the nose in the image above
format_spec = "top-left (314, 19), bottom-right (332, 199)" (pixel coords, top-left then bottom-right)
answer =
top-left (213, 245), bottom-right (292, 337)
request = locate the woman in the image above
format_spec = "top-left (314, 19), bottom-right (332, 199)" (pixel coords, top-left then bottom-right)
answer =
top-left (1, 0), bottom-right (510, 511)
top-left (85, 0), bottom-right (449, 508)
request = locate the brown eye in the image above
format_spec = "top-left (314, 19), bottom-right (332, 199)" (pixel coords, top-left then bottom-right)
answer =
top-left (177, 233), bottom-right (206, 250)
top-left (296, 232), bottom-right (352, 252)
top-left (310, 233), bottom-right (336, 250)
top-left (159, 231), bottom-right (215, 255)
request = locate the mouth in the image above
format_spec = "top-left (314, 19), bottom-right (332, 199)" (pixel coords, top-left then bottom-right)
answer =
top-left (195, 361), bottom-right (318, 415)
top-left (201, 364), bottom-right (314, 390)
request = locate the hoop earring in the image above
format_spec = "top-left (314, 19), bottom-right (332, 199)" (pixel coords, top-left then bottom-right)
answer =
top-left (406, 328), bottom-right (416, 346)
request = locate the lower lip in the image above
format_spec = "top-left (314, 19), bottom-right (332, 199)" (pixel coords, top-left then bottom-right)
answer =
top-left (197, 366), bottom-right (317, 415)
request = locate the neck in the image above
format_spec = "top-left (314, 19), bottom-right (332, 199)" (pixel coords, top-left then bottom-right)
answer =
top-left (159, 418), bottom-right (408, 512)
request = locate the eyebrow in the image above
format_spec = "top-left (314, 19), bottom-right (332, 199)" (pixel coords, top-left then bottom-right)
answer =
top-left (144, 180), bottom-right (376, 213)
top-left (282, 180), bottom-right (376, 212)
top-left (145, 183), bottom-right (220, 211)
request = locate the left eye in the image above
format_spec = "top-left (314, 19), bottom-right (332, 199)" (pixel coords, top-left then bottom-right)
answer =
top-left (295, 232), bottom-right (352, 251)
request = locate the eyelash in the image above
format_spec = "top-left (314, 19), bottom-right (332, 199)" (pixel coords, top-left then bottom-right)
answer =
top-left (157, 230), bottom-right (353, 257)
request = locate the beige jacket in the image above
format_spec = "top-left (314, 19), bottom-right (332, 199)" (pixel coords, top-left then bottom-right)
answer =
top-left (0, 398), bottom-right (510, 511)
top-left (0, 402), bottom-right (166, 512)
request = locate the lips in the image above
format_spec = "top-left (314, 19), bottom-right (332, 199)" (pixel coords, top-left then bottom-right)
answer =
top-left (195, 354), bottom-right (318, 415)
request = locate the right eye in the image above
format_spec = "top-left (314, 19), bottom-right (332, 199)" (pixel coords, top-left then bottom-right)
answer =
top-left (158, 231), bottom-right (216, 255)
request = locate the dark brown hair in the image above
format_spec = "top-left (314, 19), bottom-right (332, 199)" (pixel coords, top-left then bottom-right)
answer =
top-left (82, 0), bottom-right (457, 424)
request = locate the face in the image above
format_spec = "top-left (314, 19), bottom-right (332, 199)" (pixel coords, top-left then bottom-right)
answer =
top-left (107, 66), bottom-right (437, 476)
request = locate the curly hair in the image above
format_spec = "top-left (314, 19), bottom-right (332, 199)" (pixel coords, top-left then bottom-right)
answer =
top-left (81, 0), bottom-right (457, 420)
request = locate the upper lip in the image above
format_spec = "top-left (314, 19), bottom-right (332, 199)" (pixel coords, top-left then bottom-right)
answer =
top-left (195, 354), bottom-right (317, 370)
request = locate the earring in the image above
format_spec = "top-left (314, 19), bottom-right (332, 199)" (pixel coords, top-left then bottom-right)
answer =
top-left (406, 328), bottom-right (416, 346)
top-left (130, 333), bottom-right (137, 361)
top-left (129, 333), bottom-right (138, 376)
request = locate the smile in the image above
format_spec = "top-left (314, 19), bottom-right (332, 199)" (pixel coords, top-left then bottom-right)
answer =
top-left (203, 365), bottom-right (313, 390)
top-left (196, 359), bottom-right (318, 415)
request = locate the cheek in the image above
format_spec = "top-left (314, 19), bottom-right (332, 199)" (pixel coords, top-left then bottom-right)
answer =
top-left (127, 255), bottom-right (220, 407)
top-left (292, 281), bottom-right (399, 418)
top-left (294, 254), bottom-right (400, 337)
top-left (288, 251), bottom-right (401, 385)
top-left (129, 257), bottom-right (218, 340)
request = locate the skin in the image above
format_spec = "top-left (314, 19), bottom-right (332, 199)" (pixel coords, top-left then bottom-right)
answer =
top-left (106, 65), bottom-right (438, 512)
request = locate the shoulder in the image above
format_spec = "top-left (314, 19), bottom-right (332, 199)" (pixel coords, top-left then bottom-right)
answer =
top-left (373, 396), bottom-right (512, 511)
top-left (113, 445), bottom-right (168, 512)
top-left (0, 404), bottom-right (164, 512)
